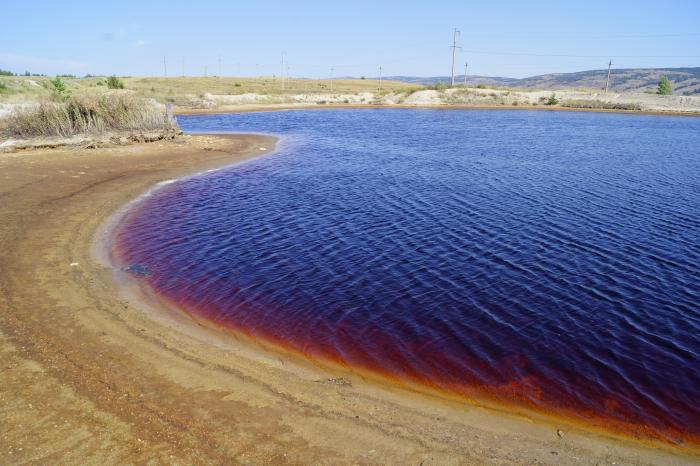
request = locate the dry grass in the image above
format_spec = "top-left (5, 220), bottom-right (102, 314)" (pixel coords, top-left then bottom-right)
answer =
top-left (561, 99), bottom-right (643, 111)
top-left (0, 76), bottom-right (415, 106)
top-left (0, 93), bottom-right (175, 139)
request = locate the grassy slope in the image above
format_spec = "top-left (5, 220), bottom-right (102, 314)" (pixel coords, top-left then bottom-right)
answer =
top-left (0, 76), bottom-right (414, 105)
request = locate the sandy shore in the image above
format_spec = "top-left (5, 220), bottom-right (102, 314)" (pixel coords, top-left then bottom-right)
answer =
top-left (175, 102), bottom-right (700, 118)
top-left (1, 134), bottom-right (698, 465)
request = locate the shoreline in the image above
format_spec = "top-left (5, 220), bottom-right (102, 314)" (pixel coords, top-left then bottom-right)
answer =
top-left (1, 133), bottom-right (698, 464)
top-left (175, 102), bottom-right (700, 118)
top-left (103, 132), bottom-right (699, 454)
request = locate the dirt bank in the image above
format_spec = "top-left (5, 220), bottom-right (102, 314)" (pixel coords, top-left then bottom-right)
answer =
top-left (0, 134), bottom-right (697, 465)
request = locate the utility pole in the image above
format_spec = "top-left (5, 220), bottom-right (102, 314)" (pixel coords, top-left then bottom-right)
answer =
top-left (605, 60), bottom-right (612, 94)
top-left (463, 63), bottom-right (468, 87)
top-left (281, 53), bottom-right (286, 90)
top-left (450, 28), bottom-right (461, 87)
top-left (378, 65), bottom-right (383, 92)
top-left (163, 56), bottom-right (167, 77)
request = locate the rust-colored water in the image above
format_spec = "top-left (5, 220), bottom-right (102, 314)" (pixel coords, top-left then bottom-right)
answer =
top-left (113, 110), bottom-right (700, 447)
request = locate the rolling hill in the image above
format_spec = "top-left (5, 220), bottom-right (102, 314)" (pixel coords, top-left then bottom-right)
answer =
top-left (383, 67), bottom-right (700, 94)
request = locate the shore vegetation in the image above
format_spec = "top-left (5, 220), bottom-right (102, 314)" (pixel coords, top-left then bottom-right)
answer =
top-left (0, 94), bottom-right (175, 139)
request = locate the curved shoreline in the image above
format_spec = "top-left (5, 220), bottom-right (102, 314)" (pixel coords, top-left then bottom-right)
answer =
top-left (104, 131), bottom-right (698, 453)
top-left (0, 133), bottom-right (697, 464)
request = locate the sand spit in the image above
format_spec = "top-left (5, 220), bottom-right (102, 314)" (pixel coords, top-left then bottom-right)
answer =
top-left (182, 87), bottom-right (700, 115)
top-left (1, 134), bottom-right (698, 465)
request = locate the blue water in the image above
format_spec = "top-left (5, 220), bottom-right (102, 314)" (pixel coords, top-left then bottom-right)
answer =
top-left (115, 109), bottom-right (700, 443)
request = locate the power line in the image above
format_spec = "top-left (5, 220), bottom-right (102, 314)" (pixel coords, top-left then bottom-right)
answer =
top-left (462, 49), bottom-right (700, 59)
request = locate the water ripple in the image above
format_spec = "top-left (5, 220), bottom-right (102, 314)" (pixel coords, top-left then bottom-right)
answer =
top-left (115, 109), bottom-right (700, 445)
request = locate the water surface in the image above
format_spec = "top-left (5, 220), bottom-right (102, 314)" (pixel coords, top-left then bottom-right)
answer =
top-left (113, 109), bottom-right (700, 444)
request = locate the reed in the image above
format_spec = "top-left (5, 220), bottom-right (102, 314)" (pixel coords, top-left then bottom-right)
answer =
top-left (1, 93), bottom-right (175, 139)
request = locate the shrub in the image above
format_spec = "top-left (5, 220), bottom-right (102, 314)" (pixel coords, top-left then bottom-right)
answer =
top-left (476, 84), bottom-right (487, 89)
top-left (0, 81), bottom-right (7, 92)
top-left (429, 81), bottom-right (447, 91)
top-left (545, 93), bottom-right (559, 105)
top-left (0, 94), bottom-right (177, 139)
top-left (657, 76), bottom-right (672, 95)
top-left (50, 77), bottom-right (70, 101)
top-left (106, 75), bottom-right (125, 89)
top-left (0, 69), bottom-right (14, 76)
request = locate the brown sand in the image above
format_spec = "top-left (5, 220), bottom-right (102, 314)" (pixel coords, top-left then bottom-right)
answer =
top-left (1, 134), bottom-right (698, 465)
top-left (174, 103), bottom-right (700, 117)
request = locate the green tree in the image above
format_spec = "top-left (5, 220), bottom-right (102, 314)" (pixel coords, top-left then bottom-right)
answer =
top-left (545, 93), bottom-right (559, 105)
top-left (657, 76), bottom-right (672, 95)
top-left (106, 75), bottom-right (124, 89)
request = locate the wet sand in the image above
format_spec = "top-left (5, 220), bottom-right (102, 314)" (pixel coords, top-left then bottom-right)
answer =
top-left (1, 134), bottom-right (697, 465)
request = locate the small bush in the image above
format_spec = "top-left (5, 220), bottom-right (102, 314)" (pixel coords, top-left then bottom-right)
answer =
top-left (50, 77), bottom-right (70, 101)
top-left (545, 93), bottom-right (559, 105)
top-left (657, 76), bottom-right (672, 95)
top-left (0, 81), bottom-right (7, 91)
top-left (106, 75), bottom-right (125, 89)
top-left (0, 94), bottom-right (176, 139)
top-left (476, 84), bottom-right (487, 89)
top-left (429, 81), bottom-right (447, 91)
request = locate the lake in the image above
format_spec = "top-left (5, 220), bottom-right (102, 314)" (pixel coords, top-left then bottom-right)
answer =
top-left (112, 109), bottom-right (700, 444)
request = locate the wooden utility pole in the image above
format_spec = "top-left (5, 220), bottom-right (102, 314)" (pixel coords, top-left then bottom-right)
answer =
top-left (605, 60), bottom-right (613, 94)
top-left (463, 63), bottom-right (468, 86)
top-left (450, 28), bottom-right (461, 87)
top-left (281, 53), bottom-right (286, 90)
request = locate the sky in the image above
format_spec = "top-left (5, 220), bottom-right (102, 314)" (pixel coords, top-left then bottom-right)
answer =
top-left (2, 0), bottom-right (699, 79)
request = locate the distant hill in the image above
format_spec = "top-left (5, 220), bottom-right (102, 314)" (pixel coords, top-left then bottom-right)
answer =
top-left (382, 67), bottom-right (700, 95)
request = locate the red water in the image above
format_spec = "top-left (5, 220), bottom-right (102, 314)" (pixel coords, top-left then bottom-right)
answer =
top-left (113, 109), bottom-right (700, 448)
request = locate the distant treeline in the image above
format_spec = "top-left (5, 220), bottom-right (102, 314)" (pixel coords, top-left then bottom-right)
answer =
top-left (0, 69), bottom-right (47, 77)
top-left (0, 70), bottom-right (109, 78)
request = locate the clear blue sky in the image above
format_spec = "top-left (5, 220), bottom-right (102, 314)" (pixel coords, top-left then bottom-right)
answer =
top-left (2, 0), bottom-right (699, 78)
